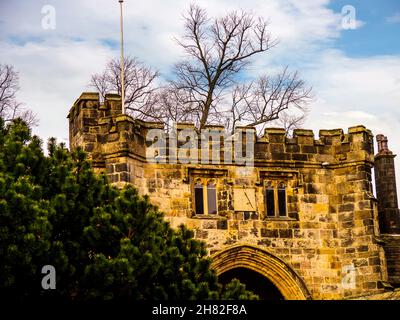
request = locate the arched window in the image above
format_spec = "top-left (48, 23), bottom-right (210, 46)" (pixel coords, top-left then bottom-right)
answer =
top-left (264, 181), bottom-right (287, 217)
top-left (278, 182), bottom-right (287, 217)
top-left (265, 181), bottom-right (275, 217)
top-left (194, 179), bottom-right (204, 215)
top-left (207, 180), bottom-right (217, 214)
top-left (193, 178), bottom-right (219, 215)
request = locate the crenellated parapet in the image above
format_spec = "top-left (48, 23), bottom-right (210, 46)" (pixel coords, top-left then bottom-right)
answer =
top-left (67, 92), bottom-right (122, 162)
top-left (256, 126), bottom-right (374, 165)
top-left (68, 92), bottom-right (375, 168)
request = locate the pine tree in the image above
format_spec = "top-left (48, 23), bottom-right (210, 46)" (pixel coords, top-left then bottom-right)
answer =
top-left (0, 118), bottom-right (258, 301)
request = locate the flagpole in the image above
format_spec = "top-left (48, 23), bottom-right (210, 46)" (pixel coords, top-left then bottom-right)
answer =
top-left (119, 0), bottom-right (125, 114)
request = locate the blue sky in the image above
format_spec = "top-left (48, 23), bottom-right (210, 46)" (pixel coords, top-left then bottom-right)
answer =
top-left (0, 1), bottom-right (400, 190)
top-left (328, 0), bottom-right (400, 57)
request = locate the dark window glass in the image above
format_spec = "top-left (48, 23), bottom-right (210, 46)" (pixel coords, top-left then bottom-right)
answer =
top-left (207, 181), bottom-right (217, 214)
top-left (278, 186), bottom-right (287, 216)
top-left (266, 188), bottom-right (275, 216)
top-left (195, 183), bottom-right (204, 214)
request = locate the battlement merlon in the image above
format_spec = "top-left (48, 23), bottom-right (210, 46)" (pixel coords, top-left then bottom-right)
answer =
top-left (67, 92), bottom-right (122, 121)
top-left (68, 92), bottom-right (375, 166)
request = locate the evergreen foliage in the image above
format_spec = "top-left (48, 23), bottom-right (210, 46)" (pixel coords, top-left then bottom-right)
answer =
top-left (0, 118), bottom-right (258, 301)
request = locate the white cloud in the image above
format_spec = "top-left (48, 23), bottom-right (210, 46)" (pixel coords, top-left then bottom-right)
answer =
top-left (323, 111), bottom-right (375, 120)
top-left (299, 51), bottom-right (400, 195)
top-left (0, 0), bottom-right (343, 71)
top-left (304, 51), bottom-right (400, 115)
top-left (386, 12), bottom-right (400, 24)
top-left (0, 39), bottom-right (114, 142)
top-left (1, 1), bottom-right (400, 195)
top-left (0, 0), bottom-right (344, 142)
top-left (353, 19), bottom-right (366, 29)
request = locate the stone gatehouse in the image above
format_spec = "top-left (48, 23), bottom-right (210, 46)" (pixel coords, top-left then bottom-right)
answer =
top-left (68, 92), bottom-right (400, 300)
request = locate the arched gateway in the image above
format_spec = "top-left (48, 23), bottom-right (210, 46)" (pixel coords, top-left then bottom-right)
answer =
top-left (211, 245), bottom-right (312, 300)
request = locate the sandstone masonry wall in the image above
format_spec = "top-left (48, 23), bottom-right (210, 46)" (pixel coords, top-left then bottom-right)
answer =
top-left (68, 92), bottom-right (392, 299)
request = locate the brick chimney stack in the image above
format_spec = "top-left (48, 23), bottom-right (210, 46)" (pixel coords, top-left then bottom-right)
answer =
top-left (374, 134), bottom-right (400, 234)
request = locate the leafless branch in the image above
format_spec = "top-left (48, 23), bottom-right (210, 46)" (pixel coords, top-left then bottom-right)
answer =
top-left (89, 56), bottom-right (160, 120)
top-left (226, 67), bottom-right (312, 134)
top-left (173, 4), bottom-right (278, 129)
top-left (271, 111), bottom-right (308, 136)
top-left (89, 6), bottom-right (312, 133)
top-left (0, 64), bottom-right (38, 126)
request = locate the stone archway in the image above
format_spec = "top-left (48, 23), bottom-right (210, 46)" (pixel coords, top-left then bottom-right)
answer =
top-left (211, 244), bottom-right (312, 300)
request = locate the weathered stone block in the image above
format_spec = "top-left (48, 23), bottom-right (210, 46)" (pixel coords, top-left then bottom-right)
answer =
top-left (202, 220), bottom-right (217, 229)
top-left (217, 220), bottom-right (228, 230)
top-left (339, 203), bottom-right (355, 212)
top-left (115, 163), bottom-right (128, 172)
top-left (261, 229), bottom-right (278, 238)
top-left (279, 229), bottom-right (293, 238)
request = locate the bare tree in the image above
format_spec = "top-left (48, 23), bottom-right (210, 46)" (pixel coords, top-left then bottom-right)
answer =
top-left (275, 111), bottom-right (307, 134)
top-left (89, 5), bottom-right (312, 133)
top-left (156, 86), bottom-right (200, 125)
top-left (0, 64), bottom-right (38, 126)
top-left (90, 56), bottom-right (159, 119)
top-left (170, 4), bottom-right (278, 129)
top-left (226, 67), bottom-right (312, 134)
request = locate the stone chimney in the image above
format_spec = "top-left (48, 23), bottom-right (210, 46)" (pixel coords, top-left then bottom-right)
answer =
top-left (374, 134), bottom-right (400, 234)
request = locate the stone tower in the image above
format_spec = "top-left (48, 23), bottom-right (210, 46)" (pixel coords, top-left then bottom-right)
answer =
top-left (374, 134), bottom-right (400, 234)
top-left (374, 134), bottom-right (400, 285)
top-left (68, 92), bottom-right (400, 299)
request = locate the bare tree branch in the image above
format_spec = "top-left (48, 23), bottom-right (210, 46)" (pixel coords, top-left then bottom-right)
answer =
top-left (89, 6), bottom-right (312, 133)
top-left (271, 111), bottom-right (308, 136)
top-left (0, 64), bottom-right (38, 126)
top-left (172, 4), bottom-right (278, 129)
top-left (89, 56), bottom-right (160, 120)
top-left (226, 67), bottom-right (312, 134)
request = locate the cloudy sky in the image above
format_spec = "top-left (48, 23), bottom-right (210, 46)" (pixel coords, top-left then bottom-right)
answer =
top-left (1, 0), bottom-right (400, 191)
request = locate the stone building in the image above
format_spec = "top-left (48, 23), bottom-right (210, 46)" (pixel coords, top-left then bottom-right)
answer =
top-left (68, 92), bottom-right (400, 300)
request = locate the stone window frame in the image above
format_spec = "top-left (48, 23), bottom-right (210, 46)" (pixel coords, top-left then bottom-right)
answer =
top-left (259, 169), bottom-right (301, 221)
top-left (264, 180), bottom-right (288, 218)
top-left (185, 167), bottom-right (228, 218)
top-left (193, 177), bottom-right (218, 216)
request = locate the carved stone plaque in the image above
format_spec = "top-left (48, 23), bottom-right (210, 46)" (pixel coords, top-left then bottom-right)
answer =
top-left (233, 188), bottom-right (256, 211)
